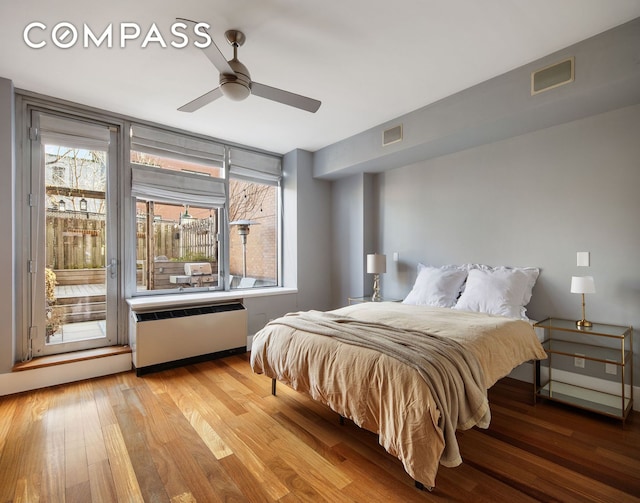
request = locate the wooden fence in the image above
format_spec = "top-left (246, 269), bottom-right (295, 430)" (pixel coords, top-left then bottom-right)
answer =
top-left (46, 211), bottom-right (106, 269)
top-left (137, 219), bottom-right (180, 261)
top-left (136, 216), bottom-right (218, 262)
top-left (46, 212), bottom-right (218, 271)
top-left (136, 216), bottom-right (218, 289)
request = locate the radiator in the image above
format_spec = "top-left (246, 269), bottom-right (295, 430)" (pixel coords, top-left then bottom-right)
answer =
top-left (129, 301), bottom-right (247, 375)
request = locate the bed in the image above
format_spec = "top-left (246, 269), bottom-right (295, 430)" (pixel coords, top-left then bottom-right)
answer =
top-left (250, 263), bottom-right (547, 489)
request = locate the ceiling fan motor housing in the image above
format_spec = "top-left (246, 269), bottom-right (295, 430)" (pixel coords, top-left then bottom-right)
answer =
top-left (220, 59), bottom-right (251, 101)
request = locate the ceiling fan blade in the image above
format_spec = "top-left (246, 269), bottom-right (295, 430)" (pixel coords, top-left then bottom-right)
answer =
top-left (176, 18), bottom-right (235, 76)
top-left (251, 82), bottom-right (321, 113)
top-left (178, 87), bottom-right (223, 113)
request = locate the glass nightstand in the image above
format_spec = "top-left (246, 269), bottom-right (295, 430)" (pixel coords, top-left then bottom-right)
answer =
top-left (533, 318), bottom-right (633, 422)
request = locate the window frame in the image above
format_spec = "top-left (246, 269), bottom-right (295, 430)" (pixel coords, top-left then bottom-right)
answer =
top-left (132, 198), bottom-right (223, 294)
top-left (227, 145), bottom-right (283, 291)
top-left (227, 176), bottom-right (282, 290)
top-left (126, 122), bottom-right (283, 298)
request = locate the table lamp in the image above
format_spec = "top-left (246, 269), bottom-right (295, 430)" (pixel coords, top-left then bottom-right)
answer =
top-left (571, 276), bottom-right (595, 328)
top-left (367, 254), bottom-right (386, 302)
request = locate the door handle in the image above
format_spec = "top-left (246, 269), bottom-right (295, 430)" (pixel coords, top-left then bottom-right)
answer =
top-left (106, 258), bottom-right (117, 279)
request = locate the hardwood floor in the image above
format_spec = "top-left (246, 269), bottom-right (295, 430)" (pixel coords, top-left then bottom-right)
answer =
top-left (0, 353), bottom-right (638, 502)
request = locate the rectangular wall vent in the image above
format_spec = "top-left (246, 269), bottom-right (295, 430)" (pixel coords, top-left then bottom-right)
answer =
top-left (531, 57), bottom-right (574, 95)
top-left (383, 124), bottom-right (403, 146)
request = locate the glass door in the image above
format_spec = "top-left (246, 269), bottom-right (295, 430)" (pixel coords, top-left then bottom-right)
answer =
top-left (28, 111), bottom-right (118, 357)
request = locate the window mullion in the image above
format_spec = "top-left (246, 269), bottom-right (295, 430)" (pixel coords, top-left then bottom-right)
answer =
top-left (222, 146), bottom-right (231, 291)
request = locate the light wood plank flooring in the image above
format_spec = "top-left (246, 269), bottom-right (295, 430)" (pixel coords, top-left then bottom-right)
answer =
top-left (0, 353), bottom-right (638, 502)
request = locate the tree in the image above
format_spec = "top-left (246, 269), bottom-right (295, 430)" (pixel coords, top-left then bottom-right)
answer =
top-left (228, 179), bottom-right (271, 222)
top-left (45, 146), bottom-right (106, 213)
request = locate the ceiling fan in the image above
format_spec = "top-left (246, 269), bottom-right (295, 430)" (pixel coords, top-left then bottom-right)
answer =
top-left (177, 19), bottom-right (321, 114)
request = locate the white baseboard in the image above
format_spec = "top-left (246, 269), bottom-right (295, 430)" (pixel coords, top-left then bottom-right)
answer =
top-left (0, 354), bottom-right (132, 396)
top-left (509, 362), bottom-right (639, 412)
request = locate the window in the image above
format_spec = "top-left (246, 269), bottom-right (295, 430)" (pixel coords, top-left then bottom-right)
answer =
top-left (129, 124), bottom-right (282, 295)
top-left (229, 179), bottom-right (279, 288)
top-left (228, 148), bottom-right (281, 289)
top-left (130, 125), bottom-right (225, 293)
top-left (131, 161), bottom-right (222, 292)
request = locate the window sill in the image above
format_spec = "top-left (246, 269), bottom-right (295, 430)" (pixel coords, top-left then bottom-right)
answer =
top-left (126, 286), bottom-right (298, 312)
top-left (12, 345), bottom-right (132, 372)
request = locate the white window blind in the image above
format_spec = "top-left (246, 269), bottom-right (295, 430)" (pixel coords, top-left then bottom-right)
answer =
top-left (228, 147), bottom-right (282, 185)
top-left (130, 124), bottom-right (224, 166)
top-left (131, 163), bottom-right (226, 208)
top-left (39, 114), bottom-right (111, 150)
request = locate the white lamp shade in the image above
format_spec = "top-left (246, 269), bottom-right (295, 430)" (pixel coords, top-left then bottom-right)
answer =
top-left (367, 254), bottom-right (386, 274)
top-left (571, 276), bottom-right (595, 294)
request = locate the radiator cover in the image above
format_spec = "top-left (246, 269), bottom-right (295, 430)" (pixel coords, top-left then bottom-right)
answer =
top-left (129, 301), bottom-right (247, 375)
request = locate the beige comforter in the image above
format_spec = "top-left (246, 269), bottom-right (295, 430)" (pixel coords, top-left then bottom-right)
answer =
top-left (250, 303), bottom-right (547, 488)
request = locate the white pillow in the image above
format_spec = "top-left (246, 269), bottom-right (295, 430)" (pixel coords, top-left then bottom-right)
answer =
top-left (453, 267), bottom-right (539, 319)
top-left (403, 264), bottom-right (468, 308)
top-left (464, 264), bottom-right (539, 306)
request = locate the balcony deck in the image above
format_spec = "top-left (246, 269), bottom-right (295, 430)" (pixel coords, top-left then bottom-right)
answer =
top-left (51, 283), bottom-right (106, 343)
top-left (55, 283), bottom-right (105, 299)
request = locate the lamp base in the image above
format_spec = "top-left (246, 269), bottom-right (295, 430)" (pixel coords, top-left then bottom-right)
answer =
top-left (576, 319), bottom-right (593, 328)
top-left (371, 274), bottom-right (381, 302)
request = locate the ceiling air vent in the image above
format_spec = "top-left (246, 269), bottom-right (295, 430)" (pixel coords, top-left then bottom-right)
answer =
top-left (531, 57), bottom-right (574, 95)
top-left (382, 124), bottom-right (403, 146)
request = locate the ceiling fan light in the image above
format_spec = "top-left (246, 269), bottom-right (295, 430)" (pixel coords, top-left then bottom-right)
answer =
top-left (221, 81), bottom-right (250, 101)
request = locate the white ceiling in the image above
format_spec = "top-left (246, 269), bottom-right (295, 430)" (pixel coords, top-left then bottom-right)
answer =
top-left (1, 1), bottom-right (640, 155)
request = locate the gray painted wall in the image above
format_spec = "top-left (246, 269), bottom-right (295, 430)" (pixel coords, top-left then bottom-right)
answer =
top-left (0, 78), bottom-right (15, 374)
top-left (330, 173), bottom-right (380, 307)
top-left (324, 18), bottom-right (640, 387)
top-left (379, 104), bottom-right (640, 318)
top-left (376, 103), bottom-right (640, 385)
top-left (314, 17), bottom-right (640, 180)
top-left (283, 149), bottom-right (333, 312)
top-left (331, 174), bottom-right (365, 304)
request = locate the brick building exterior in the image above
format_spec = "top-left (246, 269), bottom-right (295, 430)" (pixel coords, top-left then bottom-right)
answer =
top-left (229, 181), bottom-right (277, 285)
